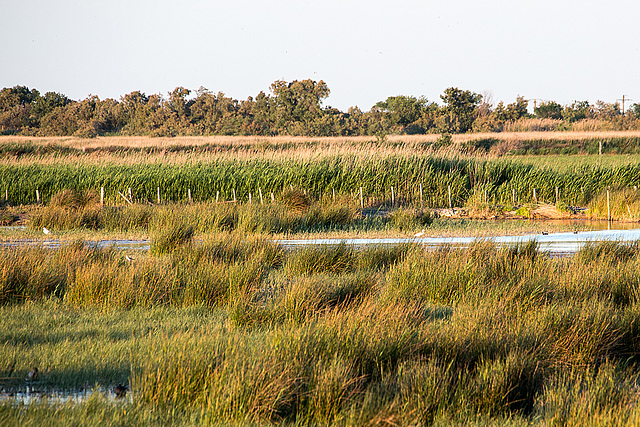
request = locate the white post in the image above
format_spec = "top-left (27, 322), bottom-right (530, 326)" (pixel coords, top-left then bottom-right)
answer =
top-left (157, 187), bottom-right (160, 204)
top-left (216, 191), bottom-right (219, 203)
top-left (101, 187), bottom-right (104, 205)
top-left (188, 189), bottom-right (192, 203)
top-left (233, 188), bottom-right (236, 204)
top-left (249, 193), bottom-right (252, 204)
top-left (391, 186), bottom-right (395, 206)
top-left (36, 189), bottom-right (40, 204)
top-left (259, 188), bottom-right (263, 204)
top-left (360, 187), bottom-right (363, 208)
top-left (420, 183), bottom-right (423, 209)
top-left (607, 189), bottom-right (611, 221)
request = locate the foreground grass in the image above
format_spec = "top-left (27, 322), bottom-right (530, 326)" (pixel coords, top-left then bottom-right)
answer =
top-left (3, 237), bottom-right (640, 424)
top-left (0, 190), bottom-right (615, 244)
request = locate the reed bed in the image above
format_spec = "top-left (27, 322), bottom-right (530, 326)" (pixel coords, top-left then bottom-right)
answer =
top-left (2, 239), bottom-right (640, 424)
top-left (3, 155), bottom-right (640, 210)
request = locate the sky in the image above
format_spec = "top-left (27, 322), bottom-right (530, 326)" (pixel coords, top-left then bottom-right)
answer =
top-left (1, 0), bottom-right (639, 111)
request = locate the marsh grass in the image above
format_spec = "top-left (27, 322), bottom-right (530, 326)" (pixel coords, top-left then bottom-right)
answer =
top-left (3, 240), bottom-right (640, 424)
top-left (6, 153), bottom-right (640, 210)
top-left (27, 193), bottom-right (366, 235)
top-left (150, 223), bottom-right (194, 254)
top-left (588, 187), bottom-right (640, 220)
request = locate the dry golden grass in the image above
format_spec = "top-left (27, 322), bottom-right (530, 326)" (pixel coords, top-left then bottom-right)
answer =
top-left (5, 130), bottom-right (640, 147)
top-left (3, 131), bottom-right (640, 166)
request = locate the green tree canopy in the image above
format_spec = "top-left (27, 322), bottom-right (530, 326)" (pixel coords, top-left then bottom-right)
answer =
top-left (534, 101), bottom-right (563, 120)
top-left (440, 87), bottom-right (482, 133)
top-left (375, 95), bottom-right (432, 127)
top-left (270, 79), bottom-right (330, 133)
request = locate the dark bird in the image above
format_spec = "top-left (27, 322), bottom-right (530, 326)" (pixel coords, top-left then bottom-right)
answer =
top-left (541, 231), bottom-right (549, 235)
top-left (114, 384), bottom-right (128, 398)
top-left (26, 367), bottom-right (38, 382)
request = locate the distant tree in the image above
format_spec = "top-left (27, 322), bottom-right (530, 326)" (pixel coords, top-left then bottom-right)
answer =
top-left (270, 79), bottom-right (330, 134)
top-left (32, 91), bottom-right (71, 118)
top-left (506, 96), bottom-right (529, 121)
top-left (492, 96), bottom-right (529, 123)
top-left (562, 100), bottom-right (591, 123)
top-left (592, 100), bottom-right (621, 120)
top-left (0, 85), bottom-right (41, 132)
top-left (121, 91), bottom-right (150, 134)
top-left (439, 87), bottom-right (482, 133)
top-left (167, 87), bottom-right (192, 126)
top-left (629, 103), bottom-right (640, 119)
top-left (374, 95), bottom-right (430, 128)
top-left (534, 101), bottom-right (563, 120)
top-left (251, 91), bottom-right (275, 135)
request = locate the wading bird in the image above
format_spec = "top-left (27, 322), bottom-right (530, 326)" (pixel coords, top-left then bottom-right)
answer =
top-left (26, 367), bottom-right (38, 382)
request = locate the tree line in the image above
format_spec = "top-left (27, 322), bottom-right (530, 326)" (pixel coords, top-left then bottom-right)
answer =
top-left (1, 80), bottom-right (639, 138)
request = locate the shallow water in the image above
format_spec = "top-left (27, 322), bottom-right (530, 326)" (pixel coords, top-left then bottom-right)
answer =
top-left (2, 221), bottom-right (640, 256)
top-left (277, 228), bottom-right (640, 256)
top-left (0, 385), bottom-right (130, 405)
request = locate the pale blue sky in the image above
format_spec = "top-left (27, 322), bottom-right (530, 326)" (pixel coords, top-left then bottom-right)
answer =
top-left (1, 0), bottom-right (639, 110)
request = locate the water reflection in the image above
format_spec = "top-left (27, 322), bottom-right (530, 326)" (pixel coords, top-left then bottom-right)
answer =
top-left (278, 227), bottom-right (640, 256)
top-left (1, 220), bottom-right (639, 256)
top-left (0, 386), bottom-right (130, 405)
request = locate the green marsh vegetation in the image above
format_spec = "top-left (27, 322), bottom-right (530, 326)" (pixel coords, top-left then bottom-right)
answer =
top-left (3, 154), bottom-right (640, 213)
top-left (3, 236), bottom-right (640, 425)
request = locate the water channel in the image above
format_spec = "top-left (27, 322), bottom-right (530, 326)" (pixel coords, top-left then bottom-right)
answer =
top-left (2, 221), bottom-right (640, 256)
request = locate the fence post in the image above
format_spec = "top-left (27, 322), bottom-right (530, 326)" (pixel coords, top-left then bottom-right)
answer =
top-left (555, 186), bottom-right (559, 205)
top-left (101, 187), bottom-right (104, 205)
top-left (271, 192), bottom-right (275, 203)
top-left (332, 188), bottom-right (335, 202)
top-left (157, 187), bottom-right (160, 204)
top-left (607, 189), bottom-right (611, 221)
top-left (360, 187), bottom-right (364, 208)
top-left (188, 189), bottom-right (192, 204)
top-left (36, 189), bottom-right (40, 204)
top-left (216, 191), bottom-right (219, 203)
top-left (391, 187), bottom-right (395, 207)
top-left (5, 188), bottom-right (7, 201)
top-left (420, 183), bottom-right (423, 209)
top-left (512, 188), bottom-right (515, 205)
top-left (249, 193), bottom-right (252, 204)
top-left (233, 188), bottom-right (237, 204)
top-left (259, 188), bottom-right (263, 205)
top-left (484, 189), bottom-right (487, 204)
top-left (128, 188), bottom-right (132, 202)
top-left (533, 188), bottom-right (537, 203)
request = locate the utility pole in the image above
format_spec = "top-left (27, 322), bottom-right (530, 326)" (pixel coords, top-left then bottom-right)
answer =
top-left (617, 95), bottom-right (633, 116)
